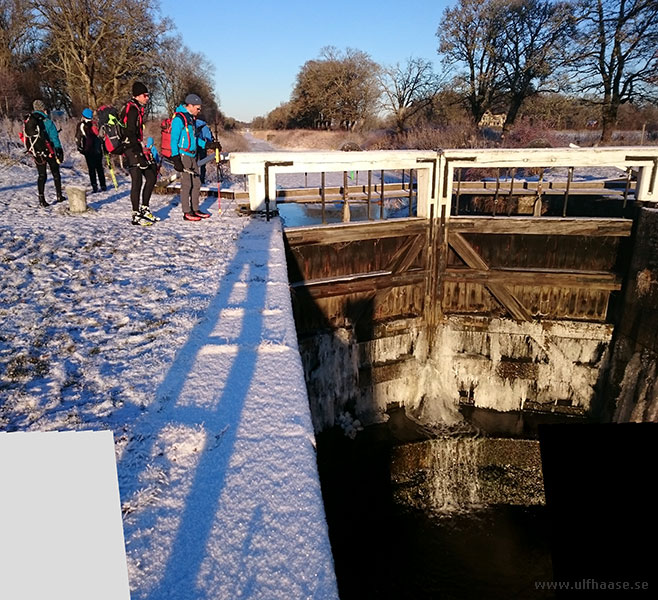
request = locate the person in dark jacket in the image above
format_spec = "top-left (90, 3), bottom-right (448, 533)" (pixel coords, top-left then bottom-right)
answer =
top-left (120, 81), bottom-right (157, 226)
top-left (76, 108), bottom-right (106, 193)
top-left (31, 100), bottom-right (66, 207)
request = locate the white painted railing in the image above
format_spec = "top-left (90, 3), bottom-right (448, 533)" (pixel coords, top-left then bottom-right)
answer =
top-left (229, 147), bottom-right (658, 218)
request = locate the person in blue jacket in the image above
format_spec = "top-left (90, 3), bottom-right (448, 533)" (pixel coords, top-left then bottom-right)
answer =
top-left (194, 119), bottom-right (216, 185)
top-left (171, 94), bottom-right (216, 221)
top-left (145, 137), bottom-right (161, 167)
top-left (31, 100), bottom-right (66, 207)
top-left (144, 136), bottom-right (162, 179)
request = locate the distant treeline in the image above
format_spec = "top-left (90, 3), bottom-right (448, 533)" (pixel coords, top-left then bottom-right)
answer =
top-left (252, 0), bottom-right (658, 143)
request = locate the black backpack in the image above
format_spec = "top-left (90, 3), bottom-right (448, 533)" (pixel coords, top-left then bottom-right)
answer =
top-left (75, 121), bottom-right (86, 153)
top-left (97, 104), bottom-right (126, 155)
top-left (19, 112), bottom-right (52, 159)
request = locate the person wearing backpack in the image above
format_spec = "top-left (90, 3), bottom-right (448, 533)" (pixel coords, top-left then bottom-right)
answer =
top-left (120, 81), bottom-right (158, 226)
top-left (171, 94), bottom-right (220, 221)
top-left (76, 108), bottom-right (107, 194)
top-left (144, 137), bottom-right (161, 175)
top-left (194, 119), bottom-right (219, 185)
top-left (29, 100), bottom-right (66, 207)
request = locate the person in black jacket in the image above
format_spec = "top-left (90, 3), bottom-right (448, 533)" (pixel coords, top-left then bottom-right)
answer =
top-left (76, 108), bottom-right (106, 193)
top-left (120, 81), bottom-right (157, 226)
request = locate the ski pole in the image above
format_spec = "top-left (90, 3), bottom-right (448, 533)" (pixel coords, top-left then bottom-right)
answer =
top-left (216, 147), bottom-right (221, 214)
top-left (106, 154), bottom-right (118, 189)
top-left (166, 167), bottom-right (198, 183)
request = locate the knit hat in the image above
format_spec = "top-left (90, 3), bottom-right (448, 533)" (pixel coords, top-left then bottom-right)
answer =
top-left (33, 99), bottom-right (46, 112)
top-left (184, 93), bottom-right (202, 106)
top-left (132, 81), bottom-right (149, 97)
top-left (82, 108), bottom-right (93, 119)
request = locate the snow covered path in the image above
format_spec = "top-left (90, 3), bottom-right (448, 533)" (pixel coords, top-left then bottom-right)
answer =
top-left (0, 158), bottom-right (338, 599)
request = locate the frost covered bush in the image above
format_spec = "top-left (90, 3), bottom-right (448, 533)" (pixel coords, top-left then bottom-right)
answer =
top-left (503, 118), bottom-right (561, 149)
top-left (365, 123), bottom-right (482, 151)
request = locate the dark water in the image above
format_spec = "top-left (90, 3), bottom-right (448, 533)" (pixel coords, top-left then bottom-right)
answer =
top-left (316, 414), bottom-right (555, 600)
top-left (278, 201), bottom-right (393, 228)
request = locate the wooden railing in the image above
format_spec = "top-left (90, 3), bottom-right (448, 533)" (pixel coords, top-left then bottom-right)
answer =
top-left (229, 147), bottom-right (658, 219)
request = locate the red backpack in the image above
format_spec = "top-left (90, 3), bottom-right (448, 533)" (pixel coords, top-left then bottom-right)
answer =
top-left (160, 116), bottom-right (173, 158)
top-left (160, 111), bottom-right (194, 158)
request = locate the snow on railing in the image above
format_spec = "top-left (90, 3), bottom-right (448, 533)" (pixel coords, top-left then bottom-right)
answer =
top-left (229, 147), bottom-right (658, 219)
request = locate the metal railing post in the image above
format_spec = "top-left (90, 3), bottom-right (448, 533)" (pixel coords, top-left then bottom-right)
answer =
top-left (264, 160), bottom-right (293, 222)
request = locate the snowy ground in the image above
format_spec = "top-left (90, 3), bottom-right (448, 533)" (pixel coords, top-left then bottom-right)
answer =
top-left (0, 152), bottom-right (338, 599)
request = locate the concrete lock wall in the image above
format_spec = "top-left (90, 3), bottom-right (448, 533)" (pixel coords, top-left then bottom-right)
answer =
top-left (299, 315), bottom-right (613, 433)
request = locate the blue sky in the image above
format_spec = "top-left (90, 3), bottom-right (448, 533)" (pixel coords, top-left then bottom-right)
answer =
top-left (158, 0), bottom-right (454, 122)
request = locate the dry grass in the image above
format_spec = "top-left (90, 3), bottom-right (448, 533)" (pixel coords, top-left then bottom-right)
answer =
top-left (251, 129), bottom-right (370, 151)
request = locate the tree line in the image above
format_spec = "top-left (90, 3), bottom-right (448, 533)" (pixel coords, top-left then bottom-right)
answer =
top-left (254, 0), bottom-right (658, 143)
top-left (0, 0), bottom-right (227, 125)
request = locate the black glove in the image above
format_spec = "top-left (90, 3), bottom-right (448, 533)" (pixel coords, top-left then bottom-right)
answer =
top-left (172, 154), bottom-right (184, 172)
top-left (55, 147), bottom-right (64, 162)
top-left (206, 141), bottom-right (222, 152)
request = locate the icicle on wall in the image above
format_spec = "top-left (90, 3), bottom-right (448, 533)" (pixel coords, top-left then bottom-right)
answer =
top-left (429, 437), bottom-right (483, 513)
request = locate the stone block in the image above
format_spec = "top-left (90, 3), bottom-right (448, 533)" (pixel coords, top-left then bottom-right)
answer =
top-left (66, 185), bottom-right (87, 213)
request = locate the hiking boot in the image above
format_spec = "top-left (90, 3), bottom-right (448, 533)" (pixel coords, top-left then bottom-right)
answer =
top-left (194, 210), bottom-right (211, 219)
top-left (56, 195), bottom-right (67, 203)
top-left (39, 195), bottom-right (48, 207)
top-left (139, 205), bottom-right (159, 222)
top-left (183, 212), bottom-right (201, 222)
top-left (132, 211), bottom-right (154, 226)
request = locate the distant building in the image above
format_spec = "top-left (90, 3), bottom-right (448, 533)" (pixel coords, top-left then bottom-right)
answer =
top-left (479, 110), bottom-right (506, 129)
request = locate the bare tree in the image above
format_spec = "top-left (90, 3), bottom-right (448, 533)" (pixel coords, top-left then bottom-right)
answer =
top-left (0, 0), bottom-right (35, 69)
top-left (32, 0), bottom-right (168, 110)
top-left (498, 0), bottom-right (576, 131)
top-left (437, 0), bottom-right (506, 124)
top-left (1, 0), bottom-right (38, 115)
top-left (154, 34), bottom-right (220, 119)
top-left (573, 0), bottom-right (658, 142)
top-left (379, 57), bottom-right (443, 133)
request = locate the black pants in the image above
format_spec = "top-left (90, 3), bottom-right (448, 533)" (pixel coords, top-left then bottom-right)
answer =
top-left (36, 156), bottom-right (62, 198)
top-left (84, 152), bottom-right (106, 191)
top-left (128, 164), bottom-right (157, 211)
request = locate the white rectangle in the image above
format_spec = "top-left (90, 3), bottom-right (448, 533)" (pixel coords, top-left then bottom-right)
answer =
top-left (0, 430), bottom-right (130, 600)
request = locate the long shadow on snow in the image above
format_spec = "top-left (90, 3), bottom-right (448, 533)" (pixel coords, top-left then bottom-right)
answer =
top-left (117, 220), bottom-right (270, 597)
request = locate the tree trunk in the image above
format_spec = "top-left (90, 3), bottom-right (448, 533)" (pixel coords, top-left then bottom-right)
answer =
top-left (600, 104), bottom-right (618, 144)
top-left (503, 95), bottom-right (524, 134)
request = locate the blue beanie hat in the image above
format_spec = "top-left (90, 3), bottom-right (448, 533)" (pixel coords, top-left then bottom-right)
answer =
top-left (146, 137), bottom-right (154, 147)
top-left (82, 108), bottom-right (93, 119)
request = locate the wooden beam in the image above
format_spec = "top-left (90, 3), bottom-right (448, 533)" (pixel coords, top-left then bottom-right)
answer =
top-left (285, 218), bottom-right (427, 246)
top-left (449, 232), bottom-right (532, 321)
top-left (386, 234), bottom-right (425, 273)
top-left (444, 268), bottom-right (622, 291)
top-left (449, 217), bottom-right (632, 237)
top-left (291, 270), bottom-right (426, 299)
